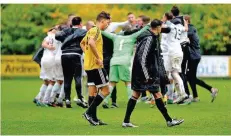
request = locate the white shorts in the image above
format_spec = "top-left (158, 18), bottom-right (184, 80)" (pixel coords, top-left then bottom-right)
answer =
top-left (166, 56), bottom-right (183, 73)
top-left (40, 66), bottom-right (48, 80)
top-left (54, 54), bottom-right (64, 80)
top-left (163, 55), bottom-right (169, 71)
top-left (41, 56), bottom-right (55, 81)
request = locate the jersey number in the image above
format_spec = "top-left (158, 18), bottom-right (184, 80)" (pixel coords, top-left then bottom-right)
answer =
top-left (174, 27), bottom-right (181, 40)
top-left (119, 40), bottom-right (124, 51)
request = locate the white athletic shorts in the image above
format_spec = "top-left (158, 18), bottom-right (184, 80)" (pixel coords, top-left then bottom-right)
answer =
top-left (41, 55), bottom-right (55, 81)
top-left (40, 66), bottom-right (48, 80)
top-left (166, 55), bottom-right (183, 73)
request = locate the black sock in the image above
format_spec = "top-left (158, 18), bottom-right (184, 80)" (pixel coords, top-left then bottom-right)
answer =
top-left (87, 93), bottom-right (104, 121)
top-left (155, 98), bottom-right (172, 122)
top-left (124, 96), bottom-right (137, 123)
top-left (88, 96), bottom-right (95, 107)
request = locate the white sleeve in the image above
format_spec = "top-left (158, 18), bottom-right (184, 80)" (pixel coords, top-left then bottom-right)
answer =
top-left (107, 21), bottom-right (129, 32)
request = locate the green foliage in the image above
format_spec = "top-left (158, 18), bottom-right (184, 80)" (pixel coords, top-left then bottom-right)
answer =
top-left (1, 4), bottom-right (231, 55)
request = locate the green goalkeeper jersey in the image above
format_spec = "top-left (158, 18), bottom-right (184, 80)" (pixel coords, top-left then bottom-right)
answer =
top-left (101, 25), bottom-right (149, 67)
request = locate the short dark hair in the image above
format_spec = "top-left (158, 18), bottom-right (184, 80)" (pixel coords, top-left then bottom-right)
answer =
top-left (165, 12), bottom-right (173, 20)
top-left (171, 6), bottom-right (180, 16)
top-left (96, 11), bottom-right (111, 21)
top-left (127, 12), bottom-right (133, 16)
top-left (72, 16), bottom-right (82, 26)
top-left (150, 19), bottom-right (162, 29)
top-left (138, 15), bottom-right (150, 24)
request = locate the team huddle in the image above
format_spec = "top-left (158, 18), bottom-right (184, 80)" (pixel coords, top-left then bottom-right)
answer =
top-left (32, 6), bottom-right (219, 127)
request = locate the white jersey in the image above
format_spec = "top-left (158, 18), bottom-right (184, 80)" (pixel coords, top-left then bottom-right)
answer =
top-left (180, 31), bottom-right (189, 45)
top-left (166, 21), bottom-right (186, 57)
top-left (105, 21), bottom-right (129, 33)
top-left (160, 24), bottom-right (169, 54)
top-left (41, 33), bottom-right (60, 80)
top-left (43, 33), bottom-right (60, 57)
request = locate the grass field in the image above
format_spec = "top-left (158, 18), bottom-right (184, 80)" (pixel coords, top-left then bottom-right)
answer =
top-left (1, 78), bottom-right (231, 135)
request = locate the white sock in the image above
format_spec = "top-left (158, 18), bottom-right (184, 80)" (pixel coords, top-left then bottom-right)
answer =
top-left (37, 84), bottom-right (47, 101)
top-left (126, 84), bottom-right (132, 99)
top-left (50, 82), bottom-right (61, 103)
top-left (167, 83), bottom-right (174, 100)
top-left (171, 71), bottom-right (187, 98)
top-left (43, 84), bottom-right (53, 103)
top-left (104, 85), bottom-right (114, 104)
top-left (57, 84), bottom-right (65, 103)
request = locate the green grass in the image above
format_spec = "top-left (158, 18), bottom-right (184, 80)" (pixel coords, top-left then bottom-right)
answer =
top-left (1, 78), bottom-right (231, 135)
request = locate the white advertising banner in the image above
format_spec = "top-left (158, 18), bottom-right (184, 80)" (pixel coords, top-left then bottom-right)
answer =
top-left (197, 56), bottom-right (230, 77)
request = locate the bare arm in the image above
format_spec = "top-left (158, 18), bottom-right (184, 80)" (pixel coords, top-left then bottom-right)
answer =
top-left (183, 19), bottom-right (189, 32)
top-left (42, 39), bottom-right (55, 50)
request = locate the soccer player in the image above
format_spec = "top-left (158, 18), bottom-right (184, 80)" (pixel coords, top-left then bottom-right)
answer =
top-left (160, 13), bottom-right (175, 104)
top-left (55, 16), bottom-right (87, 108)
top-left (37, 27), bottom-right (58, 106)
top-left (48, 25), bottom-right (66, 107)
top-left (171, 6), bottom-right (191, 96)
top-left (122, 12), bottom-right (138, 31)
top-left (100, 24), bottom-right (150, 108)
top-left (122, 19), bottom-right (184, 127)
top-left (184, 15), bottom-right (218, 102)
top-left (163, 12), bottom-right (191, 105)
top-left (81, 11), bottom-right (111, 126)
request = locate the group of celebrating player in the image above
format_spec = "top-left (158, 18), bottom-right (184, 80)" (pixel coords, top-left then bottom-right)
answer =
top-left (32, 5), bottom-right (219, 127)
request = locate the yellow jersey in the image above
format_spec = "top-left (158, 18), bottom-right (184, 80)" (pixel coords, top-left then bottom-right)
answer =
top-left (82, 27), bottom-right (103, 70)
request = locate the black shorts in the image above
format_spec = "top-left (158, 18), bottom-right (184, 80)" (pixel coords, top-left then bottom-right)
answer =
top-left (85, 68), bottom-right (109, 88)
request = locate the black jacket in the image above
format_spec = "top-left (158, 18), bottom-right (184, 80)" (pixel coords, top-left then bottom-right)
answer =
top-left (102, 35), bottom-right (114, 66)
top-left (188, 24), bottom-right (201, 59)
top-left (55, 27), bottom-right (87, 55)
top-left (132, 29), bottom-right (160, 86)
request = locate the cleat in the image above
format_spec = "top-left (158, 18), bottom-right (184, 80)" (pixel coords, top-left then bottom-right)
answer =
top-left (102, 103), bottom-right (109, 109)
top-left (97, 120), bottom-right (108, 125)
top-left (167, 99), bottom-right (174, 104)
top-left (211, 88), bottom-right (218, 103)
top-left (76, 99), bottom-right (88, 108)
top-left (56, 102), bottom-right (63, 107)
top-left (33, 98), bottom-right (38, 104)
top-left (178, 97), bottom-right (191, 105)
top-left (82, 113), bottom-right (99, 126)
top-left (48, 102), bottom-right (57, 107)
top-left (167, 119), bottom-right (184, 127)
top-left (111, 103), bottom-right (119, 108)
top-left (122, 122), bottom-right (138, 128)
top-left (65, 100), bottom-right (72, 108)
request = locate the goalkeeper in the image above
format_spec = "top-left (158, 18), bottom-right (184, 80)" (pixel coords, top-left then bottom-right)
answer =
top-left (101, 25), bottom-right (150, 108)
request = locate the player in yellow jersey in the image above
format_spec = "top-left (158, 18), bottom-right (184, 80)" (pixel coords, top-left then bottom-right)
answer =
top-left (80, 11), bottom-right (111, 126)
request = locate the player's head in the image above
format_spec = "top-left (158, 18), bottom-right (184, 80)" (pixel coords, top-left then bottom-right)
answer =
top-left (171, 6), bottom-right (180, 17)
top-left (96, 11), bottom-right (111, 30)
top-left (150, 19), bottom-right (162, 34)
top-left (72, 16), bottom-right (82, 27)
top-left (86, 20), bottom-right (95, 31)
top-left (137, 15), bottom-right (150, 27)
top-left (127, 12), bottom-right (136, 24)
top-left (162, 12), bottom-right (173, 22)
top-left (184, 15), bottom-right (191, 24)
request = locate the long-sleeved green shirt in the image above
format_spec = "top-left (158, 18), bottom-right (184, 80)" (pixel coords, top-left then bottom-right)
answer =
top-left (101, 25), bottom-right (150, 67)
